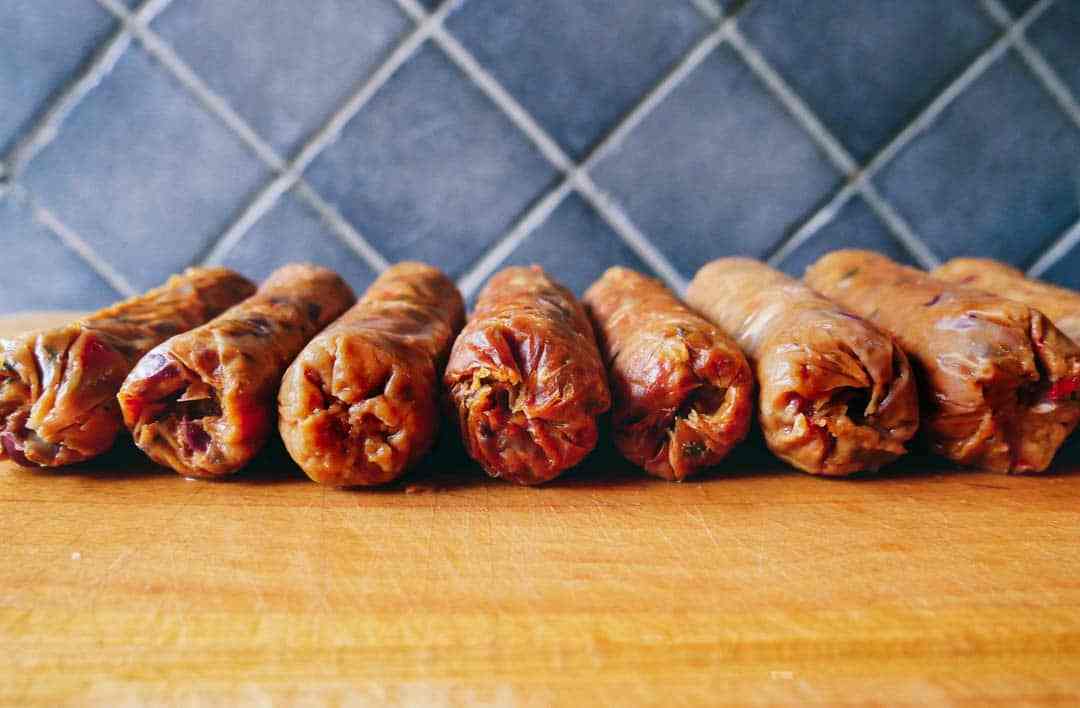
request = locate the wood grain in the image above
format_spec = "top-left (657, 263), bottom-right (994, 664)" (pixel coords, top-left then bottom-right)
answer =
top-left (3, 313), bottom-right (1080, 706)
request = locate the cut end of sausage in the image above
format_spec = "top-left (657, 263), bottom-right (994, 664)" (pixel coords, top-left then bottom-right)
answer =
top-left (119, 350), bottom-right (242, 478)
top-left (762, 345), bottom-right (919, 476)
top-left (451, 373), bottom-right (600, 486)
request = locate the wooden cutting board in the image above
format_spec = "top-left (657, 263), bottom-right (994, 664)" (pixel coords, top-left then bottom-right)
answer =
top-left (3, 312), bottom-right (1079, 706)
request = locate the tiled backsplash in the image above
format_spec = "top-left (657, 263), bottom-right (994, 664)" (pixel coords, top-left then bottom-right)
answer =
top-left (2, 0), bottom-right (1078, 312)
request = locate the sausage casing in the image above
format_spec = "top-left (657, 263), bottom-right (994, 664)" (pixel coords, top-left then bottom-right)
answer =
top-left (687, 258), bottom-right (919, 475)
top-left (935, 258), bottom-right (1080, 343)
top-left (0, 267), bottom-right (254, 467)
top-left (278, 262), bottom-right (464, 486)
top-left (444, 266), bottom-right (611, 485)
top-left (806, 250), bottom-right (1080, 473)
top-left (583, 266), bottom-right (753, 480)
top-left (118, 264), bottom-right (354, 477)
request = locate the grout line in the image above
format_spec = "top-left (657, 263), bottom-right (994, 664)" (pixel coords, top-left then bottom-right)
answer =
top-left (978, 0), bottom-right (1080, 276)
top-left (861, 0), bottom-right (1052, 181)
top-left (432, 27), bottom-right (574, 172)
top-left (573, 173), bottom-right (690, 294)
top-left (726, 25), bottom-right (857, 175)
top-left (292, 181), bottom-right (391, 272)
top-left (581, 20), bottom-right (736, 172)
top-left (764, 0), bottom-right (1053, 269)
top-left (765, 183), bottom-right (858, 267)
top-left (438, 1), bottom-right (755, 293)
top-left (457, 181), bottom-right (574, 298)
top-left (1013, 35), bottom-right (1080, 130)
top-left (99, 0), bottom-right (398, 273)
top-left (859, 183), bottom-right (941, 267)
top-left (97, 0), bottom-right (284, 170)
top-left (1028, 217), bottom-right (1080, 277)
top-left (2, 0), bottom-right (175, 178)
top-left (980, 0), bottom-right (1080, 128)
top-left (726, 23), bottom-right (939, 267)
top-left (13, 185), bottom-right (136, 297)
top-left (689, 0), bottom-right (723, 23)
top-left (205, 0), bottom-right (452, 269)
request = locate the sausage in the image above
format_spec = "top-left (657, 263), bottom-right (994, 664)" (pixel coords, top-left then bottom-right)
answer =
top-left (118, 264), bottom-right (354, 477)
top-left (0, 267), bottom-right (254, 467)
top-left (686, 258), bottom-right (919, 475)
top-left (444, 266), bottom-right (611, 485)
top-left (278, 262), bottom-right (464, 486)
top-left (582, 266), bottom-right (753, 480)
top-left (805, 250), bottom-right (1080, 473)
top-left (935, 258), bottom-right (1080, 343)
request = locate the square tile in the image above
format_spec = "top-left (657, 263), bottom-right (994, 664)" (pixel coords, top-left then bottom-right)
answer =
top-left (446, 0), bottom-right (710, 159)
top-left (1027, 0), bottom-right (1080, 104)
top-left (876, 52), bottom-right (1080, 268)
top-left (0, 0), bottom-right (118, 156)
top-left (217, 189), bottom-right (377, 293)
top-left (0, 197), bottom-right (119, 313)
top-left (500, 193), bottom-right (654, 297)
top-left (775, 196), bottom-right (917, 280)
top-left (305, 44), bottom-right (558, 281)
top-left (739, 0), bottom-right (997, 161)
top-left (21, 46), bottom-right (272, 292)
top-left (591, 44), bottom-right (842, 280)
top-left (154, 0), bottom-right (410, 157)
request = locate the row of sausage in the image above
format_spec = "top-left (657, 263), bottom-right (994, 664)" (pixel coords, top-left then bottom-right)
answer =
top-left (2, 249), bottom-right (1079, 485)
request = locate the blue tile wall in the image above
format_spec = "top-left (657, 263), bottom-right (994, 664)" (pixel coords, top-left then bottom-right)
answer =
top-left (19, 46), bottom-right (272, 292)
top-left (0, 195), bottom-right (119, 312)
top-left (776, 196), bottom-right (918, 279)
top-left (739, 0), bottom-right (997, 161)
top-left (447, 0), bottom-right (710, 158)
top-left (3, 0), bottom-right (1080, 315)
top-left (0, 1), bottom-right (118, 156)
top-left (305, 43), bottom-right (557, 280)
top-left (592, 44), bottom-right (843, 278)
top-left (876, 52), bottom-right (1080, 268)
top-left (217, 189), bottom-right (378, 291)
top-left (153, 0), bottom-right (410, 157)
top-left (500, 193), bottom-right (653, 297)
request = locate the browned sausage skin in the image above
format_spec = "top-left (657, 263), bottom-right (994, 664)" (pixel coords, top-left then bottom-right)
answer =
top-left (444, 266), bottom-right (611, 485)
top-left (0, 267), bottom-right (254, 467)
top-left (935, 258), bottom-right (1080, 343)
top-left (583, 266), bottom-right (753, 481)
top-left (687, 258), bottom-right (919, 476)
top-left (278, 262), bottom-right (464, 486)
top-left (118, 264), bottom-right (354, 478)
top-left (806, 250), bottom-right (1080, 473)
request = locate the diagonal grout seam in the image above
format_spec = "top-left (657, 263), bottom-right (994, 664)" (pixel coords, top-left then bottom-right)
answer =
top-left (741, 0), bottom-right (1055, 270)
top-left (1029, 217), bottom-right (1080, 277)
top-left (720, 24), bottom-right (939, 268)
top-left (94, 0), bottom-right (391, 274)
top-left (444, 1), bottom-right (754, 297)
top-left (8, 184), bottom-right (137, 297)
top-left (689, 0), bottom-right (723, 23)
top-left (979, 0), bottom-right (1080, 278)
top-left (3, 0), bottom-right (175, 180)
top-left (0, 0), bottom-right (174, 292)
top-left (202, 0), bottom-right (462, 270)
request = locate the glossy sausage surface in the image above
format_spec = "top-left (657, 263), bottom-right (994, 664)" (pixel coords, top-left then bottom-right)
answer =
top-left (806, 250), bottom-right (1080, 473)
top-left (444, 266), bottom-right (610, 485)
top-left (0, 267), bottom-right (255, 467)
top-left (119, 264), bottom-right (354, 477)
top-left (584, 266), bottom-right (753, 480)
top-left (935, 258), bottom-right (1080, 343)
top-left (687, 258), bottom-right (919, 475)
top-left (279, 262), bottom-right (464, 486)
